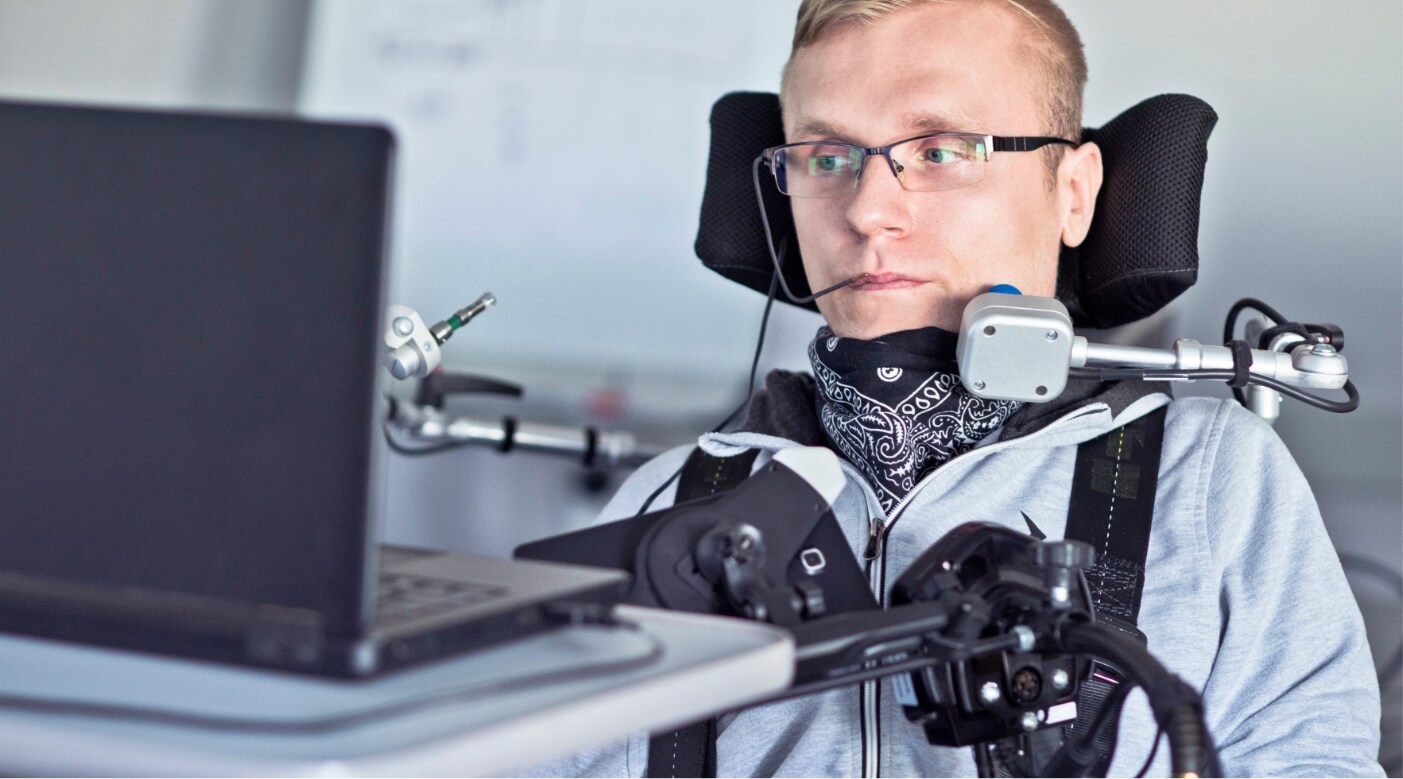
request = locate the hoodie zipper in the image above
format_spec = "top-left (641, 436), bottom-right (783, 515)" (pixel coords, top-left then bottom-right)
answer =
top-left (861, 514), bottom-right (885, 777)
top-left (858, 480), bottom-right (928, 777)
top-left (854, 404), bottom-right (1109, 777)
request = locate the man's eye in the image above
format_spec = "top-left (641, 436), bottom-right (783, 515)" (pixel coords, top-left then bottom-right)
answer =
top-left (808, 155), bottom-right (848, 175)
top-left (924, 147), bottom-right (964, 164)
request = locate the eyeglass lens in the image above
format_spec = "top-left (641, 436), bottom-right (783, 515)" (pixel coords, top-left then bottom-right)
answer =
top-left (773, 134), bottom-right (989, 198)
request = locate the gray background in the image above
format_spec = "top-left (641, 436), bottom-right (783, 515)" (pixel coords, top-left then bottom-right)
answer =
top-left (0, 0), bottom-right (1397, 769)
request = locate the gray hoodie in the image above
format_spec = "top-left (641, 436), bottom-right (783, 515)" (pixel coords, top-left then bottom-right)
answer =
top-left (527, 373), bottom-right (1382, 777)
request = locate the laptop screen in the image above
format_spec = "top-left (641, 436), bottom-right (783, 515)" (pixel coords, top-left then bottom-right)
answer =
top-left (0, 101), bottom-right (393, 634)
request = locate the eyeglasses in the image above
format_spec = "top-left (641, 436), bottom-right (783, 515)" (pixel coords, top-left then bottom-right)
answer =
top-left (761, 132), bottom-right (1075, 198)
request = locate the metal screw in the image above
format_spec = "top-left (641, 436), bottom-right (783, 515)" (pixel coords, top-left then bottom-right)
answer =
top-left (1021, 712), bottom-right (1039, 732)
top-left (973, 380), bottom-right (986, 391)
top-left (1052, 669), bottom-right (1070, 691)
top-left (979, 682), bottom-right (1002, 705)
top-left (1045, 330), bottom-right (1059, 341)
top-left (1013, 625), bottom-right (1035, 652)
top-left (1311, 344), bottom-right (1336, 356)
top-left (422, 341), bottom-right (433, 351)
top-left (392, 316), bottom-right (414, 336)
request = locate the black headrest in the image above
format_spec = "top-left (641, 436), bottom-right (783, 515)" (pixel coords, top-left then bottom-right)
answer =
top-left (694, 92), bottom-right (1217, 329)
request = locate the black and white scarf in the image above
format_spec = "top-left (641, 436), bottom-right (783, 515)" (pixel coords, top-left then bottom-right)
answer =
top-left (810, 326), bottom-right (1021, 513)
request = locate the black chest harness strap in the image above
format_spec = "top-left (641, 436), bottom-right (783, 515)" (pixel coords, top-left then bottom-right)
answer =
top-left (645, 406), bottom-right (1166, 778)
top-left (646, 448), bottom-right (758, 779)
top-left (1058, 404), bottom-right (1166, 777)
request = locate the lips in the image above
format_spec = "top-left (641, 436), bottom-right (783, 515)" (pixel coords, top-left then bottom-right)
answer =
top-left (849, 273), bottom-right (925, 290)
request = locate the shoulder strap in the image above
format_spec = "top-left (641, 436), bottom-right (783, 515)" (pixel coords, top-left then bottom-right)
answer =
top-left (646, 447), bottom-right (757, 778)
top-left (1068, 404), bottom-right (1166, 634)
top-left (1063, 404), bottom-right (1168, 776)
top-left (676, 446), bottom-right (761, 502)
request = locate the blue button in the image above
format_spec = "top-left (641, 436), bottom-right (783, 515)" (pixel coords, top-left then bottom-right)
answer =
top-left (988, 284), bottom-right (1022, 295)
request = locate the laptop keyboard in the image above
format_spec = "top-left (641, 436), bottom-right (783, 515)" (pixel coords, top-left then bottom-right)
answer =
top-left (376, 572), bottom-right (508, 626)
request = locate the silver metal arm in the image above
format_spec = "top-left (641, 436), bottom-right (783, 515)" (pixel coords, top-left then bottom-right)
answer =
top-left (380, 297), bottom-right (664, 467)
top-left (1071, 341), bottom-right (1177, 370)
top-left (387, 398), bottom-right (665, 469)
top-left (957, 291), bottom-right (1352, 424)
top-left (1071, 336), bottom-right (1348, 389)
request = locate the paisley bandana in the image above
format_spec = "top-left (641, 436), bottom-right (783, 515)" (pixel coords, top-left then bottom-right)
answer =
top-left (810, 326), bottom-right (1021, 513)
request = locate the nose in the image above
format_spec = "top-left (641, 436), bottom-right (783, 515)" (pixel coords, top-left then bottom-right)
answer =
top-left (845, 152), bottom-right (911, 240)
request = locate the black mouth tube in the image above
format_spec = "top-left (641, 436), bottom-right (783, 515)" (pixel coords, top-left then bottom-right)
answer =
top-left (751, 155), bottom-right (867, 304)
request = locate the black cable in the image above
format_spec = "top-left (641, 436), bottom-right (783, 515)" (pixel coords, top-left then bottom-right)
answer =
top-left (0, 618), bottom-right (664, 735)
top-left (641, 269), bottom-right (784, 517)
top-left (653, 158), bottom-right (852, 507)
top-left (1223, 298), bottom-right (1289, 406)
top-left (745, 273), bottom-right (780, 412)
top-left (1219, 298), bottom-right (1349, 412)
top-left (638, 266), bottom-right (783, 517)
top-left (637, 159), bottom-right (808, 515)
top-left (1136, 728), bottom-right (1164, 778)
top-left (1059, 620), bottom-right (1221, 777)
top-left (1222, 298), bottom-right (1289, 346)
top-left (1068, 367), bottom-right (1360, 414)
top-left (1246, 374), bottom-right (1359, 413)
top-left (711, 271), bottom-right (781, 435)
top-left (751, 156), bottom-right (862, 305)
top-left (1256, 322), bottom-right (1315, 351)
top-left (636, 466), bottom-right (684, 516)
top-left (709, 398), bottom-right (749, 435)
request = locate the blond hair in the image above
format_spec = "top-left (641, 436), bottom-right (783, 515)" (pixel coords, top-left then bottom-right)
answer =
top-left (782, 0), bottom-right (1087, 181)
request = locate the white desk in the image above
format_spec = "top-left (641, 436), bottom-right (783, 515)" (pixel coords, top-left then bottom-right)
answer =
top-left (0, 605), bottom-right (793, 777)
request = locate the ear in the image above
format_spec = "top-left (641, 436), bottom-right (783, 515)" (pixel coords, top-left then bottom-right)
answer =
top-left (1058, 141), bottom-right (1103, 248)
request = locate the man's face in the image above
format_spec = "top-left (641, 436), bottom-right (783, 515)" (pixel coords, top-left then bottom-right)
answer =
top-left (783, 1), bottom-right (1074, 339)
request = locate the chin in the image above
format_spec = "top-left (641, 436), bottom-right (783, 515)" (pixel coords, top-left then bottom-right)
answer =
top-left (819, 287), bottom-right (966, 339)
top-left (833, 309), bottom-right (960, 341)
top-left (832, 316), bottom-right (930, 341)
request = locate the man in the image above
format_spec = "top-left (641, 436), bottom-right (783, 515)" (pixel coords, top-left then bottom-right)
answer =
top-left (536, 0), bottom-right (1382, 775)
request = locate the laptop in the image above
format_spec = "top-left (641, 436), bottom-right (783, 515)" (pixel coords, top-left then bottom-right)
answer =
top-left (0, 99), bottom-right (627, 678)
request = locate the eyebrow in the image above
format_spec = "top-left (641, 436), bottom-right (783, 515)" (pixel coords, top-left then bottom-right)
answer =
top-left (788, 110), bottom-right (983, 145)
top-left (896, 110), bottom-right (982, 135)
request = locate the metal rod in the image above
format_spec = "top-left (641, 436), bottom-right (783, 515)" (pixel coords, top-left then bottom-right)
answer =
top-left (388, 399), bottom-right (664, 468)
top-left (1082, 342), bottom-right (1179, 369)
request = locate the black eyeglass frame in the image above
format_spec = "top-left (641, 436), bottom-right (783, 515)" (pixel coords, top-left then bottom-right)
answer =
top-left (760, 131), bottom-right (1077, 196)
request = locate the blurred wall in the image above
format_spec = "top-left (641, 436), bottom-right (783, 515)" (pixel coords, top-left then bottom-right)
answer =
top-left (0, 0), bottom-right (1397, 765)
top-left (0, 0), bottom-right (307, 110)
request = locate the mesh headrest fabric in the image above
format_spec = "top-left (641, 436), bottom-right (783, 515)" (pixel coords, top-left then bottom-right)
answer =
top-left (694, 92), bottom-right (1217, 328)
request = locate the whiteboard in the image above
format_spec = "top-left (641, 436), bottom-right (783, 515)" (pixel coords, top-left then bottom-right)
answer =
top-left (301, 0), bottom-right (814, 420)
top-left (300, 0), bottom-right (1401, 447)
